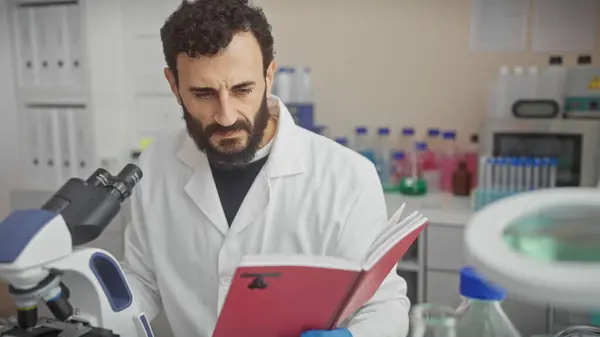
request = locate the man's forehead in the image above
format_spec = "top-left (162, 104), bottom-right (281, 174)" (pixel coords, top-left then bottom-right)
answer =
top-left (176, 32), bottom-right (264, 86)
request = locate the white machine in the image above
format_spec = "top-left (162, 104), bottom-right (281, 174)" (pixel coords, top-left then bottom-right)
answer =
top-left (464, 187), bottom-right (600, 311)
top-left (0, 164), bottom-right (154, 337)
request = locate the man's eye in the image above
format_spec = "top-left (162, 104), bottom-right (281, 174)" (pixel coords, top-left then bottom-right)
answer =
top-left (234, 88), bottom-right (253, 96)
top-left (194, 92), bottom-right (213, 99)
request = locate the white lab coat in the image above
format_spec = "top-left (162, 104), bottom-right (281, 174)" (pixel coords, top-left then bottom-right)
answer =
top-left (121, 97), bottom-right (410, 337)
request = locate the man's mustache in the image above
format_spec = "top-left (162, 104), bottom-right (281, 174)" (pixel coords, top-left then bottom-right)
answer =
top-left (205, 120), bottom-right (252, 136)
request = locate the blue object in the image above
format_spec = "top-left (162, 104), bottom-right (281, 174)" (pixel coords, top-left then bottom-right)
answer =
top-left (335, 137), bottom-right (349, 146)
top-left (287, 103), bottom-right (314, 129)
top-left (138, 314), bottom-right (154, 337)
top-left (378, 127), bottom-right (390, 136)
top-left (460, 266), bottom-right (506, 301)
top-left (392, 151), bottom-right (405, 160)
top-left (428, 128), bottom-right (441, 137)
top-left (301, 328), bottom-right (353, 337)
top-left (355, 127), bottom-right (367, 135)
top-left (402, 127), bottom-right (415, 136)
top-left (90, 252), bottom-right (133, 312)
top-left (0, 209), bottom-right (57, 263)
top-left (442, 130), bottom-right (457, 139)
top-left (415, 142), bottom-right (427, 151)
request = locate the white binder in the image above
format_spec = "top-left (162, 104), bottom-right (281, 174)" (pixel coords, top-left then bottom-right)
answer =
top-left (57, 107), bottom-right (78, 181)
top-left (49, 5), bottom-right (70, 87)
top-left (38, 108), bottom-right (62, 186)
top-left (66, 4), bottom-right (84, 87)
top-left (15, 6), bottom-right (37, 87)
top-left (23, 108), bottom-right (43, 175)
top-left (33, 6), bottom-right (53, 87)
top-left (72, 108), bottom-right (93, 178)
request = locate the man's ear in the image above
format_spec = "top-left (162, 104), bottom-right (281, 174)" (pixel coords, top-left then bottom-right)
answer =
top-left (164, 67), bottom-right (182, 105)
top-left (265, 60), bottom-right (277, 96)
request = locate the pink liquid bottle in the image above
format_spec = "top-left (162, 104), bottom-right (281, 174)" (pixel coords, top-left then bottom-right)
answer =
top-left (439, 130), bottom-right (458, 192)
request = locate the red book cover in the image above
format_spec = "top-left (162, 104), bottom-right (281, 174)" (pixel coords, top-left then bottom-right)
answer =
top-left (212, 209), bottom-right (428, 337)
top-left (212, 260), bottom-right (361, 337)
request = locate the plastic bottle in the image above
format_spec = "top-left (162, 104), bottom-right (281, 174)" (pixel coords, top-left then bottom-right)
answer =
top-left (464, 134), bottom-right (479, 189)
top-left (376, 127), bottom-right (392, 187)
top-left (399, 142), bottom-right (427, 196)
top-left (354, 127), bottom-right (376, 164)
top-left (423, 128), bottom-right (441, 170)
top-left (492, 66), bottom-right (510, 117)
top-left (440, 131), bottom-right (458, 192)
top-left (391, 150), bottom-right (409, 188)
top-left (335, 137), bottom-right (349, 147)
top-left (294, 67), bottom-right (312, 104)
top-left (398, 127), bottom-right (415, 152)
top-left (539, 56), bottom-right (567, 114)
top-left (452, 161), bottom-right (472, 196)
top-left (525, 66), bottom-right (539, 99)
top-left (274, 67), bottom-right (293, 103)
top-left (506, 66), bottom-right (525, 116)
top-left (456, 266), bottom-right (522, 337)
top-left (411, 303), bottom-right (457, 337)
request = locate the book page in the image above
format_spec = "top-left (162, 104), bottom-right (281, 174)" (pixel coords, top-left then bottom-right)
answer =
top-left (366, 210), bottom-right (421, 262)
top-left (364, 213), bottom-right (428, 270)
top-left (238, 254), bottom-right (362, 272)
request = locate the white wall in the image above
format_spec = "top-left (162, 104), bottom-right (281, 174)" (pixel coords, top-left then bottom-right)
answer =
top-left (0, 0), bottom-right (21, 218)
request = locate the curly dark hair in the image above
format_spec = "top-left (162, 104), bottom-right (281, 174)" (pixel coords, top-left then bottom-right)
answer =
top-left (160, 0), bottom-right (275, 83)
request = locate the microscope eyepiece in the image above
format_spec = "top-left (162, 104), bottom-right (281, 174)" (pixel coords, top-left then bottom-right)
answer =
top-left (115, 163), bottom-right (143, 191)
top-left (109, 164), bottom-right (143, 202)
top-left (85, 168), bottom-right (111, 188)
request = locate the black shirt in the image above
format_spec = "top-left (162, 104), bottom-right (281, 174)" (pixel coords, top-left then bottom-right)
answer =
top-left (210, 156), bottom-right (269, 226)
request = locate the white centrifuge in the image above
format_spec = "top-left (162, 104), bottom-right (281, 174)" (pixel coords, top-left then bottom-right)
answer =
top-left (464, 187), bottom-right (600, 311)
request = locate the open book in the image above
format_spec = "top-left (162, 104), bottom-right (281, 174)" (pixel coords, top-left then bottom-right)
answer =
top-left (212, 204), bottom-right (428, 337)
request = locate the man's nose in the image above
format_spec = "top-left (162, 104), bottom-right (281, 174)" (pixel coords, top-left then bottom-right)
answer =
top-left (214, 93), bottom-right (237, 126)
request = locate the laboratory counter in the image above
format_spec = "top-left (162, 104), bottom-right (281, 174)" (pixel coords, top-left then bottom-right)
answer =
top-left (384, 192), bottom-right (473, 227)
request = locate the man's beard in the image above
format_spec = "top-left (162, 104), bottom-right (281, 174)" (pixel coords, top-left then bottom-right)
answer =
top-left (182, 91), bottom-right (270, 168)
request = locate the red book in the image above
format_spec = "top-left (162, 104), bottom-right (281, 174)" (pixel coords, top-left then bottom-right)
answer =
top-left (212, 205), bottom-right (428, 337)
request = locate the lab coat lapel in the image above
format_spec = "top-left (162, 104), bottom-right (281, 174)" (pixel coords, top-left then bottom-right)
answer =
top-left (177, 136), bottom-right (229, 236)
top-left (228, 96), bottom-right (308, 236)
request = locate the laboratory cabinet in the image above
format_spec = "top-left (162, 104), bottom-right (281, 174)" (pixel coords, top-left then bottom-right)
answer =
top-left (7, 0), bottom-right (132, 191)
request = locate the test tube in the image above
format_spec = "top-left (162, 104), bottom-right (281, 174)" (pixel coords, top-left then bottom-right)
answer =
top-left (541, 157), bottom-right (551, 188)
top-left (485, 157), bottom-right (494, 206)
top-left (517, 157), bottom-right (526, 192)
top-left (509, 157), bottom-right (518, 193)
top-left (500, 157), bottom-right (509, 195)
top-left (492, 157), bottom-right (502, 201)
top-left (524, 158), bottom-right (533, 190)
top-left (477, 156), bottom-right (487, 209)
top-left (533, 158), bottom-right (541, 190)
top-left (550, 158), bottom-right (558, 187)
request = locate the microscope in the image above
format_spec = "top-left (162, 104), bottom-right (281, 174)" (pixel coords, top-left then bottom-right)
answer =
top-left (0, 164), bottom-right (154, 337)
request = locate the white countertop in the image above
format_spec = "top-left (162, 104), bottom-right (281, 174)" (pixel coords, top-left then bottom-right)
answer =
top-left (385, 192), bottom-right (474, 227)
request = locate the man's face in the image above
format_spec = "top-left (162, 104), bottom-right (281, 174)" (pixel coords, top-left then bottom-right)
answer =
top-left (165, 31), bottom-right (276, 167)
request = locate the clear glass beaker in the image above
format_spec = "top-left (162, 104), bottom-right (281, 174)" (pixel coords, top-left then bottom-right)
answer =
top-left (410, 303), bottom-right (457, 337)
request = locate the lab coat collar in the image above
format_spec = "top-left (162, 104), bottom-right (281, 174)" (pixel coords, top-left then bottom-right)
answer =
top-left (175, 95), bottom-right (307, 236)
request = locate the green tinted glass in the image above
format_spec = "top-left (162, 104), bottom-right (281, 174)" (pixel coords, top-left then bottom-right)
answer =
top-left (503, 205), bottom-right (600, 262)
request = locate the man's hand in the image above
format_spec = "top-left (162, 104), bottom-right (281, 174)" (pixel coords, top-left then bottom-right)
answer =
top-left (301, 328), bottom-right (352, 337)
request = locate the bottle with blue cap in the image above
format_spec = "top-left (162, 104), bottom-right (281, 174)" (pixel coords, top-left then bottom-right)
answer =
top-left (456, 266), bottom-right (521, 337)
top-left (354, 127), bottom-right (376, 165)
top-left (399, 142), bottom-right (428, 196)
top-left (376, 127), bottom-right (392, 188)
